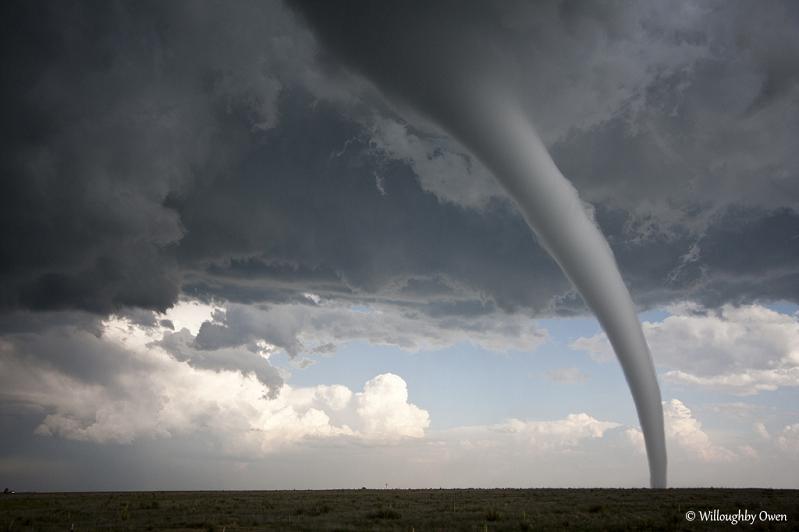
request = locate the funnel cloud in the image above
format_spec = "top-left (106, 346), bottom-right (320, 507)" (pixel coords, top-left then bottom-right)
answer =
top-left (290, 0), bottom-right (667, 487)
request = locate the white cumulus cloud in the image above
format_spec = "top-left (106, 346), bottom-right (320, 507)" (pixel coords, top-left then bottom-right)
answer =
top-left (777, 424), bottom-right (799, 454)
top-left (625, 399), bottom-right (736, 463)
top-left (356, 373), bottom-right (430, 439)
top-left (497, 413), bottom-right (619, 450)
top-left (571, 303), bottom-right (799, 395)
top-left (3, 314), bottom-right (430, 456)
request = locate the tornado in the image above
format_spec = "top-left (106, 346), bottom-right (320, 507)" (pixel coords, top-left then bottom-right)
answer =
top-left (291, 0), bottom-right (667, 488)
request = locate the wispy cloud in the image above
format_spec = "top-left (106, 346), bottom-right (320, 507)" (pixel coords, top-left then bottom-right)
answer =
top-left (544, 367), bottom-right (589, 384)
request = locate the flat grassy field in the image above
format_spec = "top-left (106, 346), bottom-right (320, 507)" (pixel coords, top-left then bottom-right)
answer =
top-left (1, 488), bottom-right (796, 531)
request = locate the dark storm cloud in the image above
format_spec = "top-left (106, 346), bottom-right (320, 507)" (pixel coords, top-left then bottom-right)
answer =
top-left (692, 208), bottom-right (799, 306)
top-left (0, 0), bottom-right (299, 314)
top-left (332, 2), bottom-right (792, 177)
top-left (595, 206), bottom-right (799, 309)
top-left (2, 2), bottom-right (179, 313)
top-left (1, 0), bottom-right (798, 319)
top-left (173, 94), bottom-right (570, 314)
top-left (286, 0), bottom-right (799, 311)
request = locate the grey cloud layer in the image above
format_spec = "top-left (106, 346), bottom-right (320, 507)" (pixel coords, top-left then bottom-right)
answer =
top-left (189, 301), bottom-right (548, 358)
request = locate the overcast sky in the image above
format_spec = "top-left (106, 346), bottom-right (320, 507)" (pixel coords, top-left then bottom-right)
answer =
top-left (1, 0), bottom-right (799, 490)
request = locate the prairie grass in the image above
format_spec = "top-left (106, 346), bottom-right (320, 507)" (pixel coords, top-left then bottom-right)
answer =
top-left (0, 488), bottom-right (796, 531)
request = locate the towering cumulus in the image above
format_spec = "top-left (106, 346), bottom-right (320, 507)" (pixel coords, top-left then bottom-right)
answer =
top-left (291, 1), bottom-right (667, 488)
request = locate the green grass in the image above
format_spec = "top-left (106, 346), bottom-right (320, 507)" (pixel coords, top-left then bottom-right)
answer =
top-left (0, 488), bottom-right (796, 531)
